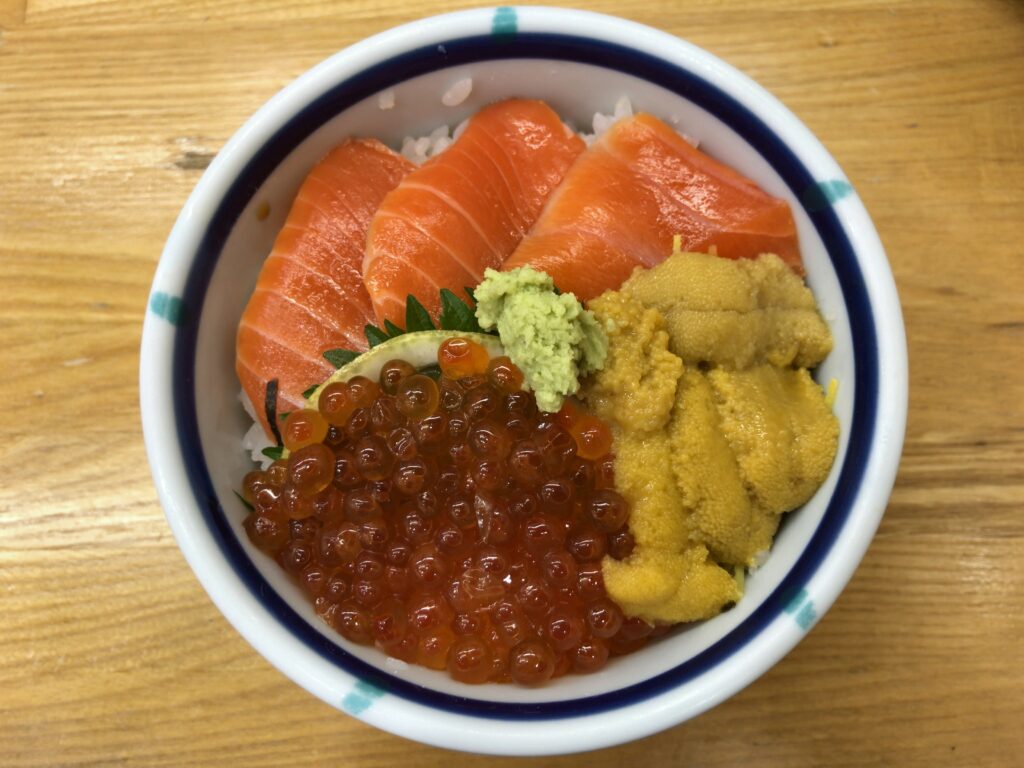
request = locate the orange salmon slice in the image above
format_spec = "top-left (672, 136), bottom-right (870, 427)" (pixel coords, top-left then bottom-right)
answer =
top-left (503, 113), bottom-right (801, 301)
top-left (237, 138), bottom-right (414, 439)
top-left (363, 99), bottom-right (585, 327)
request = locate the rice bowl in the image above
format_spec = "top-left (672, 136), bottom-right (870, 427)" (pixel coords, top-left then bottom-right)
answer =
top-left (140, 6), bottom-right (906, 755)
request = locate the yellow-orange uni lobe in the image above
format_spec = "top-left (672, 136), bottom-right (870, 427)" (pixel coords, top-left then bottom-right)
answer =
top-left (584, 290), bottom-right (681, 434)
top-left (622, 250), bottom-right (832, 369)
top-left (582, 289), bottom-right (738, 624)
top-left (582, 250), bottom-right (838, 625)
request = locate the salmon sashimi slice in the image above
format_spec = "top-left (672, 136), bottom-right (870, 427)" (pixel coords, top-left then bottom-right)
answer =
top-left (503, 113), bottom-right (801, 302)
top-left (237, 138), bottom-right (414, 439)
top-left (363, 99), bottom-right (586, 327)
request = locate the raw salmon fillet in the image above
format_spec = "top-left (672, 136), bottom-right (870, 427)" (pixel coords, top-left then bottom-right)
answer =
top-left (237, 139), bottom-right (413, 439)
top-left (363, 99), bottom-right (585, 327)
top-left (503, 113), bottom-right (801, 301)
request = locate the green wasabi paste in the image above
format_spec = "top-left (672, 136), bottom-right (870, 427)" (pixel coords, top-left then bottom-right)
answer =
top-left (474, 267), bottom-right (607, 411)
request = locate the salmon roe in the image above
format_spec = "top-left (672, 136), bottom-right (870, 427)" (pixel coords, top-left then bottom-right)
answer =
top-left (282, 409), bottom-right (328, 451)
top-left (438, 337), bottom-right (490, 379)
top-left (243, 339), bottom-right (655, 685)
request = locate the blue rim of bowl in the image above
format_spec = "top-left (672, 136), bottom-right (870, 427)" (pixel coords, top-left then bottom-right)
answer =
top-left (171, 33), bottom-right (878, 720)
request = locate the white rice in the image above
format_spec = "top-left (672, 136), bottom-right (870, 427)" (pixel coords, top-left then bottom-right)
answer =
top-left (400, 124), bottom-right (455, 164)
top-left (579, 95), bottom-right (636, 145)
top-left (441, 77), bottom-right (473, 107)
top-left (240, 390), bottom-right (275, 469)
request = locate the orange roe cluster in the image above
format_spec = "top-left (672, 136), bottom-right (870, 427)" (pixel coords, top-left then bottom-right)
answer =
top-left (241, 338), bottom-right (665, 685)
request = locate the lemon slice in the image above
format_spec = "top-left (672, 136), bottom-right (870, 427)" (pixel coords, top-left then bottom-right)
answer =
top-left (306, 330), bottom-right (505, 408)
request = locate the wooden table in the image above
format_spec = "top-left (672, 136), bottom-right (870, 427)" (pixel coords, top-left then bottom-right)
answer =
top-left (2, 1), bottom-right (1022, 765)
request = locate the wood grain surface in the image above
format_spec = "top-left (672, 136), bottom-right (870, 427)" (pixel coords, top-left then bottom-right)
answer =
top-left (2, 1), bottom-right (1022, 765)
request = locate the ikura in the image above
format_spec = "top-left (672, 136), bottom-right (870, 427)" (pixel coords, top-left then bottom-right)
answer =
top-left (282, 409), bottom-right (328, 451)
top-left (555, 401), bottom-right (613, 460)
top-left (486, 356), bottom-right (524, 393)
top-left (318, 382), bottom-right (356, 426)
top-left (241, 338), bottom-right (656, 685)
top-left (438, 337), bottom-right (490, 379)
top-left (569, 414), bottom-right (613, 461)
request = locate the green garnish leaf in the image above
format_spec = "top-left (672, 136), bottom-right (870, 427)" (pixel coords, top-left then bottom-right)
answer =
top-left (365, 325), bottom-right (390, 347)
top-left (233, 491), bottom-right (254, 512)
top-left (464, 286), bottom-right (476, 303)
top-left (262, 446), bottom-right (284, 461)
top-left (278, 411), bottom-right (291, 421)
top-left (324, 349), bottom-right (359, 368)
top-left (405, 295), bottom-right (436, 332)
top-left (439, 288), bottom-right (483, 333)
top-left (419, 363), bottom-right (442, 380)
top-left (330, 289), bottom-right (498, 352)
top-left (264, 378), bottom-right (283, 447)
top-left (301, 383), bottom-right (319, 399)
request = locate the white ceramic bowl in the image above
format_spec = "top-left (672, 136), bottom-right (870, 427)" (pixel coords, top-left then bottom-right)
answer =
top-left (140, 6), bottom-right (907, 756)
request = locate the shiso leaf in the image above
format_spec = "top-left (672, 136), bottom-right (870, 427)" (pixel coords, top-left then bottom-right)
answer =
top-left (233, 491), bottom-right (255, 512)
top-left (439, 288), bottom-right (484, 333)
top-left (316, 289), bottom-right (497, 390)
top-left (324, 349), bottom-right (359, 368)
top-left (405, 295), bottom-right (436, 332)
top-left (261, 445), bottom-right (284, 461)
top-left (264, 378), bottom-right (283, 446)
top-left (365, 325), bottom-right (390, 348)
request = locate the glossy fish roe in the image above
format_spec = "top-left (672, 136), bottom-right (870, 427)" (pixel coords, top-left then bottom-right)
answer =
top-left (241, 339), bottom-right (660, 685)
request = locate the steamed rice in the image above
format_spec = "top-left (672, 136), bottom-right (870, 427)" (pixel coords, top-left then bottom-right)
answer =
top-left (441, 77), bottom-right (473, 107)
top-left (240, 390), bottom-right (275, 468)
